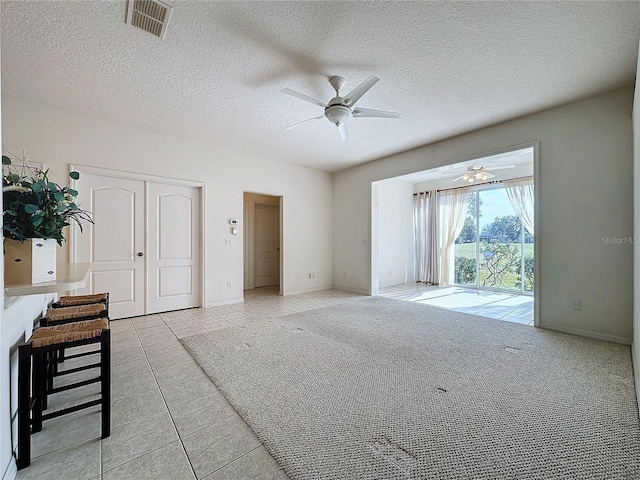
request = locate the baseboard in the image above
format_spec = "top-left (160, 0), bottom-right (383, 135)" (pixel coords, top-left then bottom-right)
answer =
top-left (633, 340), bottom-right (640, 416)
top-left (203, 286), bottom-right (363, 305)
top-left (332, 285), bottom-right (369, 295)
top-left (205, 297), bottom-right (244, 308)
top-left (539, 322), bottom-right (631, 345)
top-left (283, 286), bottom-right (333, 296)
top-left (2, 457), bottom-right (16, 480)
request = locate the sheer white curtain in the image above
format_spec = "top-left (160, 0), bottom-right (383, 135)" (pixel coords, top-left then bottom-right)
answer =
top-left (438, 187), bottom-right (472, 285)
top-left (503, 177), bottom-right (534, 235)
top-left (413, 191), bottom-right (439, 284)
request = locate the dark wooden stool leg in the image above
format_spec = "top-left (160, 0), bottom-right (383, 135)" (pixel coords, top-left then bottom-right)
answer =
top-left (17, 343), bottom-right (32, 470)
top-left (31, 352), bottom-right (45, 433)
top-left (44, 351), bottom-right (55, 410)
top-left (101, 329), bottom-right (111, 438)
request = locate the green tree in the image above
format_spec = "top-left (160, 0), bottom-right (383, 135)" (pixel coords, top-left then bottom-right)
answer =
top-left (456, 192), bottom-right (482, 244)
top-left (516, 255), bottom-right (535, 292)
top-left (480, 215), bottom-right (522, 243)
top-left (455, 256), bottom-right (476, 284)
top-left (480, 240), bottom-right (521, 288)
top-left (456, 216), bottom-right (476, 243)
top-left (467, 191), bottom-right (482, 219)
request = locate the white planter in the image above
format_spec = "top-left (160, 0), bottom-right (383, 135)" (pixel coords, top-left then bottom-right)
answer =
top-left (4, 238), bottom-right (57, 284)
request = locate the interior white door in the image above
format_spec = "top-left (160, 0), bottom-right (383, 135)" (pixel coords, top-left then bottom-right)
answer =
top-left (254, 203), bottom-right (280, 288)
top-left (75, 174), bottom-right (145, 319)
top-left (147, 183), bottom-right (201, 313)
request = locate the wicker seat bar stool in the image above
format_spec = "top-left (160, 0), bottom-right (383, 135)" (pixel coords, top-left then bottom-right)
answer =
top-left (17, 318), bottom-right (111, 470)
top-left (39, 302), bottom-right (110, 403)
top-left (52, 292), bottom-right (109, 310)
top-left (41, 303), bottom-right (108, 327)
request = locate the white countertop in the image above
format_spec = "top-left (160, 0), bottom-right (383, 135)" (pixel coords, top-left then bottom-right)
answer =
top-left (4, 263), bottom-right (90, 297)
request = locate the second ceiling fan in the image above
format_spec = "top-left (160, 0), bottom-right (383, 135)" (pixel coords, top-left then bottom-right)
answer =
top-left (282, 75), bottom-right (400, 140)
top-left (452, 164), bottom-right (515, 183)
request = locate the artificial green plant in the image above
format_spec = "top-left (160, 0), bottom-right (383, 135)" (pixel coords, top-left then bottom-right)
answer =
top-left (2, 153), bottom-right (93, 245)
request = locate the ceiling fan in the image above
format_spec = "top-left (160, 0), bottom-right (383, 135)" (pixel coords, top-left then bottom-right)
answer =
top-left (281, 75), bottom-right (400, 140)
top-left (452, 164), bottom-right (515, 183)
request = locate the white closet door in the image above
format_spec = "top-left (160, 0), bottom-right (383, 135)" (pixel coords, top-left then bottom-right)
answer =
top-left (75, 174), bottom-right (146, 319)
top-left (146, 183), bottom-right (201, 314)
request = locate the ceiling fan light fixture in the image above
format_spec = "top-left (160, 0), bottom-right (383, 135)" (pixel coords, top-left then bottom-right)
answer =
top-left (461, 170), bottom-right (489, 183)
top-left (324, 105), bottom-right (351, 125)
top-left (282, 75), bottom-right (399, 140)
top-left (451, 162), bottom-right (511, 183)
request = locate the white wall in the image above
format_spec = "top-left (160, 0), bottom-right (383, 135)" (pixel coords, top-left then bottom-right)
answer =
top-left (1, 96), bottom-right (334, 306)
top-left (334, 87), bottom-right (634, 344)
top-left (376, 180), bottom-right (414, 288)
top-left (632, 37), bottom-right (640, 409)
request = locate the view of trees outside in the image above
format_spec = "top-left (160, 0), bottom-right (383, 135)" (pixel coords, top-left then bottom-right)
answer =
top-left (454, 188), bottom-right (534, 292)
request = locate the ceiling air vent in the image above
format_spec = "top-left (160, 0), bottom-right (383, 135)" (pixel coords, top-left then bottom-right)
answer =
top-left (126, 0), bottom-right (173, 39)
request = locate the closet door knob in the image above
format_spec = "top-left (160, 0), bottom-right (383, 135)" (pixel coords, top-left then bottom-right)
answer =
top-left (137, 252), bottom-right (144, 257)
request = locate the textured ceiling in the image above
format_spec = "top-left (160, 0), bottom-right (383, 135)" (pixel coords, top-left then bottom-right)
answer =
top-left (2, 1), bottom-right (639, 172)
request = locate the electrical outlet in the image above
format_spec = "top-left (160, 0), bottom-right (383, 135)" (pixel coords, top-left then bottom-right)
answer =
top-left (227, 281), bottom-right (232, 288)
top-left (573, 299), bottom-right (581, 311)
top-left (343, 272), bottom-right (347, 278)
top-left (308, 273), bottom-right (312, 279)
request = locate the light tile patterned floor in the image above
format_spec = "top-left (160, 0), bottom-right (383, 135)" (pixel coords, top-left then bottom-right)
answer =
top-left (380, 283), bottom-right (534, 325)
top-left (17, 284), bottom-right (532, 479)
top-left (17, 287), bottom-right (359, 480)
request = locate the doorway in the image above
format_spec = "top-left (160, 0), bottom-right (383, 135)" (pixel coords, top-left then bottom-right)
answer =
top-left (72, 166), bottom-right (204, 319)
top-left (243, 192), bottom-right (282, 294)
top-left (371, 143), bottom-right (539, 326)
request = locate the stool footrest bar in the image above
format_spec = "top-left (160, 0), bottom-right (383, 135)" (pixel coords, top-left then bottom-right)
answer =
top-left (63, 350), bottom-right (100, 361)
top-left (42, 399), bottom-right (102, 421)
top-left (48, 376), bottom-right (101, 395)
top-left (53, 363), bottom-right (101, 377)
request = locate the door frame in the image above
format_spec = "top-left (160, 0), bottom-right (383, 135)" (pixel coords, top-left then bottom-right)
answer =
top-left (369, 141), bottom-right (540, 328)
top-left (243, 192), bottom-right (283, 295)
top-left (69, 164), bottom-right (207, 311)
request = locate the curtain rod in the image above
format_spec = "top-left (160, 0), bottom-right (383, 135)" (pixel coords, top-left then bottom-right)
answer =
top-left (412, 175), bottom-right (533, 196)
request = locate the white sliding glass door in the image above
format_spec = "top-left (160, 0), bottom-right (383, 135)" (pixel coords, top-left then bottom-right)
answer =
top-left (454, 185), bottom-right (534, 293)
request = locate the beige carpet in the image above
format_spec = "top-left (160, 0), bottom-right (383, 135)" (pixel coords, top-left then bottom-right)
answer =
top-left (181, 296), bottom-right (640, 479)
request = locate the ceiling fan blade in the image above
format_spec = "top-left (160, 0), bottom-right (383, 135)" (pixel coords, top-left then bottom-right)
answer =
top-left (337, 122), bottom-right (349, 141)
top-left (286, 115), bottom-right (324, 130)
top-left (485, 172), bottom-right (496, 179)
top-left (352, 107), bottom-right (400, 119)
top-left (281, 88), bottom-right (327, 108)
top-left (452, 175), bottom-right (466, 182)
top-left (484, 165), bottom-right (515, 171)
top-left (343, 76), bottom-right (379, 107)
